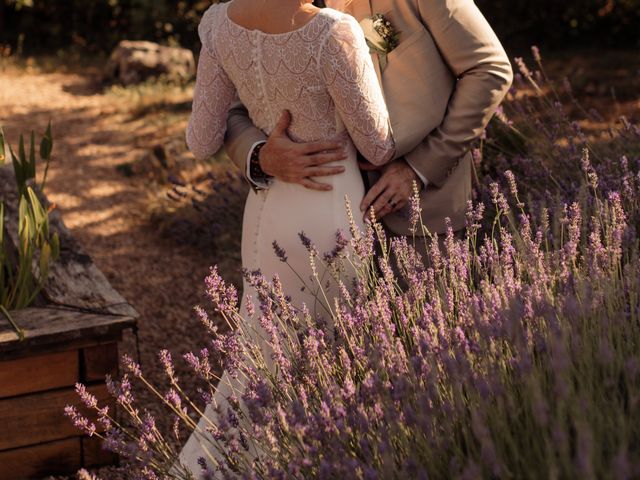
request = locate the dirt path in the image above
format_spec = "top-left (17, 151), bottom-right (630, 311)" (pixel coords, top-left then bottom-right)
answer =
top-left (1, 67), bottom-right (243, 478)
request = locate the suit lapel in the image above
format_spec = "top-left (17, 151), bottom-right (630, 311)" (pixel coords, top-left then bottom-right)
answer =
top-left (370, 50), bottom-right (384, 90)
top-left (349, 0), bottom-right (384, 90)
top-left (347, 0), bottom-right (384, 191)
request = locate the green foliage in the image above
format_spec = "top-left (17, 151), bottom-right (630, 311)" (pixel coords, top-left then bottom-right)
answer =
top-left (476, 0), bottom-right (640, 48)
top-left (0, 128), bottom-right (5, 166)
top-left (0, 0), bottom-right (220, 54)
top-left (0, 125), bottom-right (59, 340)
top-left (5, 121), bottom-right (52, 196)
top-left (0, 0), bottom-right (637, 55)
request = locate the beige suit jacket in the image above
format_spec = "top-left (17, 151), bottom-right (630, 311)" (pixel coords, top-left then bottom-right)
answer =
top-left (224, 0), bottom-right (513, 235)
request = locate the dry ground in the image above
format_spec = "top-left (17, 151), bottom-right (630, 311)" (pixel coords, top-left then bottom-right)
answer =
top-left (0, 48), bottom-right (638, 479)
top-left (1, 60), bottom-right (244, 479)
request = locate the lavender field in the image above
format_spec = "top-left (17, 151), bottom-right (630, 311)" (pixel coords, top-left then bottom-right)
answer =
top-left (62, 51), bottom-right (640, 479)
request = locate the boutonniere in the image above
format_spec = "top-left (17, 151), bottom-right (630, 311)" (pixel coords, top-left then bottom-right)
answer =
top-left (359, 13), bottom-right (400, 71)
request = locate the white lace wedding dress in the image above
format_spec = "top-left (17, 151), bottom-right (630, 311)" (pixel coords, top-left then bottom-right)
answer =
top-left (178, 3), bottom-right (394, 477)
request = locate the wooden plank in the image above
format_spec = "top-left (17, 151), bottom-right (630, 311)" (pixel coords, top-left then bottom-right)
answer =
top-left (0, 334), bottom-right (124, 363)
top-left (0, 307), bottom-right (135, 358)
top-left (0, 437), bottom-right (81, 480)
top-left (0, 384), bottom-right (110, 451)
top-left (0, 166), bottom-right (138, 319)
top-left (81, 343), bottom-right (119, 382)
top-left (0, 349), bottom-right (78, 399)
top-left (83, 435), bottom-right (118, 468)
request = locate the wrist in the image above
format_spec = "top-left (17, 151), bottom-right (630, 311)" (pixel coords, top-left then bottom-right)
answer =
top-left (257, 143), bottom-right (271, 176)
top-left (250, 142), bottom-right (272, 182)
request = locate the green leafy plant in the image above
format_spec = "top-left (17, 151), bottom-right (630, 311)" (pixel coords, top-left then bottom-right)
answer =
top-left (0, 124), bottom-right (59, 340)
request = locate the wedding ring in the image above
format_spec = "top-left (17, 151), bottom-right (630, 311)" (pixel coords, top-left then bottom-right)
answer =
top-left (389, 199), bottom-right (396, 208)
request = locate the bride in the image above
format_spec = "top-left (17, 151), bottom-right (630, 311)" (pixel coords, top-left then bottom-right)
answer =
top-left (178, 0), bottom-right (395, 475)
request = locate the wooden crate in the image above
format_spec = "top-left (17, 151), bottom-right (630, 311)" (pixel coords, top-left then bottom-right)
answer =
top-left (0, 341), bottom-right (121, 480)
top-left (0, 167), bottom-right (138, 479)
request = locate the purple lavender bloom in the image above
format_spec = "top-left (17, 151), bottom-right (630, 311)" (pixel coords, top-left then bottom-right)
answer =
top-left (64, 405), bottom-right (97, 437)
top-left (159, 349), bottom-right (176, 382)
top-left (122, 354), bottom-right (142, 378)
top-left (272, 240), bottom-right (288, 262)
top-left (75, 383), bottom-right (98, 409)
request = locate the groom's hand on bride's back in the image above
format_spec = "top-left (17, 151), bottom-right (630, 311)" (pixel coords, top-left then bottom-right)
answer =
top-left (260, 111), bottom-right (348, 192)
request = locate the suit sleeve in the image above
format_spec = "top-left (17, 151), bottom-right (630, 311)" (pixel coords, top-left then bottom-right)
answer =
top-left (404, 0), bottom-right (513, 187)
top-left (224, 102), bottom-right (268, 179)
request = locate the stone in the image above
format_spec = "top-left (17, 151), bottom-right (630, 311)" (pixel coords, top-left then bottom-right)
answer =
top-left (105, 40), bottom-right (195, 85)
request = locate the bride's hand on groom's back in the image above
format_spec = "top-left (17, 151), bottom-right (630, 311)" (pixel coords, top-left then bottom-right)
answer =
top-left (260, 110), bottom-right (348, 191)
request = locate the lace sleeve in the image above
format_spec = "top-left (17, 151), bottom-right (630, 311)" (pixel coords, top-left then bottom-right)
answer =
top-left (320, 16), bottom-right (395, 165)
top-left (186, 9), bottom-right (237, 160)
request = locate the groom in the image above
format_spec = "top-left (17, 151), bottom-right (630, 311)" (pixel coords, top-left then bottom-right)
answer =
top-left (224, 0), bottom-right (512, 248)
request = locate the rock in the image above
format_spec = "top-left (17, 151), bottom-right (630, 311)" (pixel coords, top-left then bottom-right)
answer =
top-left (105, 40), bottom-right (195, 85)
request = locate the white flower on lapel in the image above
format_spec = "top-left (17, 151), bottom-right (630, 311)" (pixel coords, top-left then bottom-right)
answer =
top-left (359, 14), bottom-right (400, 71)
top-left (359, 17), bottom-right (387, 53)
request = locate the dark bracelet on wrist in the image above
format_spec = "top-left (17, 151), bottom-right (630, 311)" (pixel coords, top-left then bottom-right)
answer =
top-left (249, 142), bottom-right (272, 183)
